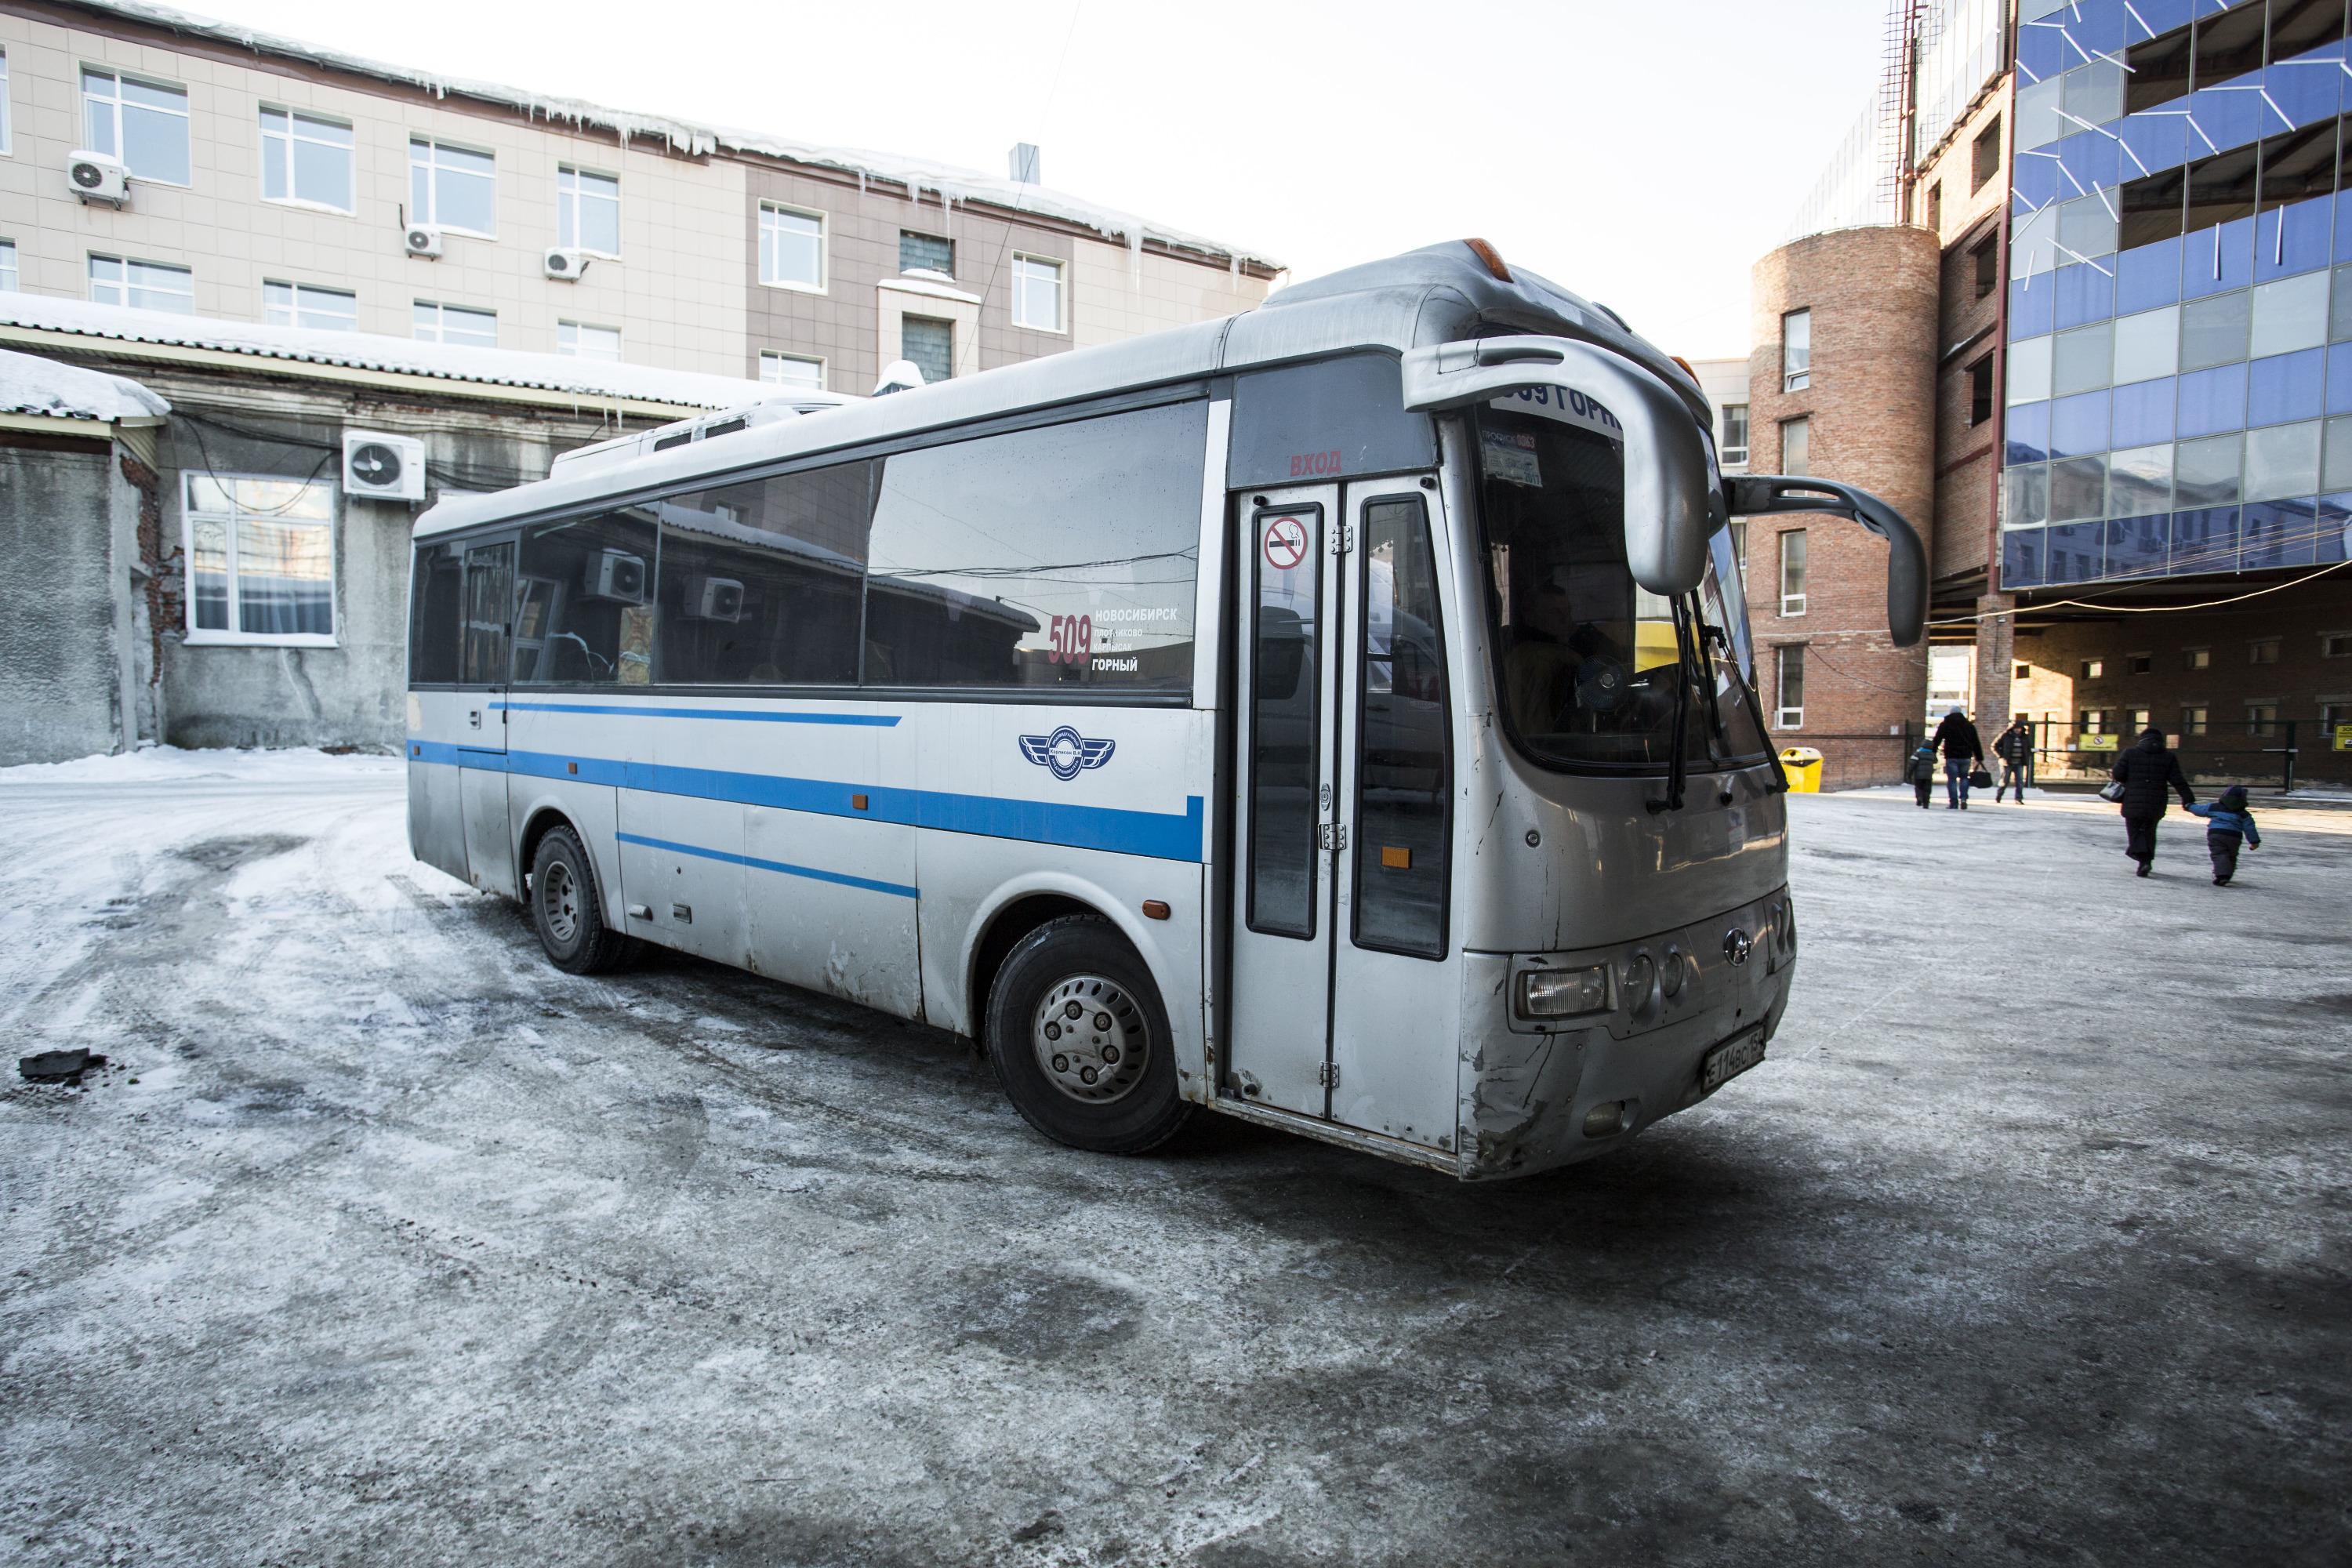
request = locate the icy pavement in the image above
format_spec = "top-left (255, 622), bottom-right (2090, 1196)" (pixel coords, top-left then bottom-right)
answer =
top-left (2, 759), bottom-right (2347, 1566)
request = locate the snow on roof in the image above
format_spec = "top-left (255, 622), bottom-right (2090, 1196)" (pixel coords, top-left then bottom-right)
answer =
top-left (0, 347), bottom-right (171, 424)
top-left (73, 0), bottom-right (1284, 274)
top-left (0, 293), bottom-right (831, 412)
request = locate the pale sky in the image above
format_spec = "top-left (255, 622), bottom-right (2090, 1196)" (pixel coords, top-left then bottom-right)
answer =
top-left (176, 0), bottom-right (1893, 361)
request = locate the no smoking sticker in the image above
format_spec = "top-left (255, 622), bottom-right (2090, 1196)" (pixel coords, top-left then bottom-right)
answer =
top-left (1262, 515), bottom-right (1308, 572)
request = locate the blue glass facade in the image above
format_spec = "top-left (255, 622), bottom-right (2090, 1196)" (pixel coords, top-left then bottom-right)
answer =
top-left (2002, 0), bottom-right (2352, 586)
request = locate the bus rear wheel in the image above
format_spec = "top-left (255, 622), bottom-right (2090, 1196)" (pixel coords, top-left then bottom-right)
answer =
top-left (528, 826), bottom-right (637, 975)
top-left (985, 915), bottom-right (1189, 1155)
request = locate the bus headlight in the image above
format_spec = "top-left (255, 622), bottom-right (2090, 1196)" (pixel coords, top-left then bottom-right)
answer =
top-left (1515, 965), bottom-right (1611, 1020)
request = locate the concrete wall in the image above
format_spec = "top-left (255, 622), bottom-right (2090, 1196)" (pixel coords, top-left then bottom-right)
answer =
top-left (0, 436), bottom-right (132, 763)
top-left (1748, 225), bottom-right (1942, 787)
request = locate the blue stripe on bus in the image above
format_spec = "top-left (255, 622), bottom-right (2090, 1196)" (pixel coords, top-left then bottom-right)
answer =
top-left (408, 740), bottom-right (1203, 862)
top-left (615, 832), bottom-right (920, 899)
top-left (492, 702), bottom-right (899, 727)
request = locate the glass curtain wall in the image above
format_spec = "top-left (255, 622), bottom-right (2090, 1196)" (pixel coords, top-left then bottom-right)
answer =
top-left (2004, 0), bottom-right (2352, 586)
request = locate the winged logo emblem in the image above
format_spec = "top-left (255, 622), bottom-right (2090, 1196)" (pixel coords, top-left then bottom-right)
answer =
top-left (1018, 725), bottom-right (1116, 782)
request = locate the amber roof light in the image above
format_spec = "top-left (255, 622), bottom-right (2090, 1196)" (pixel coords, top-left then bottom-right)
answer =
top-left (1464, 238), bottom-right (1512, 282)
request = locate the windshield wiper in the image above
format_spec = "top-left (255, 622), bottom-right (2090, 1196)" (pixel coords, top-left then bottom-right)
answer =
top-left (1648, 598), bottom-right (1694, 815)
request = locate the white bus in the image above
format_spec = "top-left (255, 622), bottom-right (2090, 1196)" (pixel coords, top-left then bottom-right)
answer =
top-left (405, 241), bottom-right (1923, 1180)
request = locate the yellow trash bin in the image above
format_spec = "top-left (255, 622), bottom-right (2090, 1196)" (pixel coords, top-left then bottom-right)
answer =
top-left (1779, 746), bottom-right (1824, 793)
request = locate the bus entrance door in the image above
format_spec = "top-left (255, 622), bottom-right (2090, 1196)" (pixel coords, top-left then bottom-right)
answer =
top-left (456, 538), bottom-right (517, 895)
top-left (1226, 485), bottom-right (1461, 1154)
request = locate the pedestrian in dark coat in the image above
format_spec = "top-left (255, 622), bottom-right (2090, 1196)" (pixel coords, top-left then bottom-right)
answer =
top-left (2187, 785), bottom-right (2262, 886)
top-left (1932, 706), bottom-right (1984, 809)
top-left (1994, 715), bottom-right (2034, 802)
top-left (1904, 740), bottom-right (1937, 808)
top-left (2110, 726), bottom-right (2195, 876)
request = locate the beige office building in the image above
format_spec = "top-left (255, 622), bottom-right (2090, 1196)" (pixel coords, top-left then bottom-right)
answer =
top-left (0, 0), bottom-right (1281, 394)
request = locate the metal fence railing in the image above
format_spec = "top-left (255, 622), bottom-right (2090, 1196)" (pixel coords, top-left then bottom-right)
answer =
top-left (2022, 717), bottom-right (2352, 794)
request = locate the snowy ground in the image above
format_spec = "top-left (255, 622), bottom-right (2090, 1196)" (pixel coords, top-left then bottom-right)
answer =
top-left (2, 756), bottom-right (2347, 1566)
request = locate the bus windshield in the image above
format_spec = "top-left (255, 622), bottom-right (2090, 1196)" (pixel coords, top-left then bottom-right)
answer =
top-left (1472, 405), bottom-right (1767, 775)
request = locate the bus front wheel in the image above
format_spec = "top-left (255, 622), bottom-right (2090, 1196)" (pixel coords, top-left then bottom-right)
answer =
top-left (528, 826), bottom-right (637, 976)
top-left (985, 915), bottom-right (1189, 1155)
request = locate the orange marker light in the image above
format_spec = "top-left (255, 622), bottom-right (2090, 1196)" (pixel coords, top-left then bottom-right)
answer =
top-left (1464, 238), bottom-right (1512, 282)
top-left (1141, 899), bottom-right (1171, 920)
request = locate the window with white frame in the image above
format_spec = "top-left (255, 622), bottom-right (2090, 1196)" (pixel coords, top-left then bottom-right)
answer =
top-left (263, 280), bottom-right (357, 331)
top-left (557, 321), bottom-right (621, 361)
top-left (1780, 414), bottom-right (1811, 475)
top-left (1775, 644), bottom-right (1806, 728)
top-left (89, 254), bottom-right (194, 313)
top-left (83, 68), bottom-right (189, 184)
top-left (1011, 253), bottom-right (1065, 332)
top-left (1781, 308), bottom-right (1811, 391)
top-left (759, 350), bottom-right (824, 390)
top-left (1778, 528), bottom-right (1808, 615)
top-left (413, 299), bottom-right (496, 347)
top-left (758, 204), bottom-right (825, 290)
top-left (408, 138), bottom-right (495, 236)
top-left (557, 165), bottom-right (619, 255)
top-left (258, 107), bottom-right (353, 212)
top-left (183, 474), bottom-right (336, 644)
top-left (1720, 402), bottom-right (1748, 465)
top-left (0, 241), bottom-right (16, 293)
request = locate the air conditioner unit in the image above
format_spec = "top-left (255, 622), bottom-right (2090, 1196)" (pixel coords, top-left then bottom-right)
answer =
top-left (583, 549), bottom-right (647, 604)
top-left (67, 151), bottom-right (129, 205)
top-left (342, 431), bottom-right (427, 502)
top-left (543, 247), bottom-right (591, 281)
top-left (403, 223), bottom-right (445, 259)
top-left (681, 575), bottom-right (744, 622)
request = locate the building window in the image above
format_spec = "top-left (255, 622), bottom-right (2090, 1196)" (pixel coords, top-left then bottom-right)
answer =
top-left (183, 474), bottom-right (336, 644)
top-left (1720, 402), bottom-right (1749, 465)
top-left (2081, 708), bottom-right (2109, 735)
top-left (89, 255), bottom-right (194, 314)
top-left (263, 281), bottom-right (357, 332)
top-left (0, 241), bottom-right (16, 294)
top-left (2127, 652), bottom-right (2152, 674)
top-left (1972, 118), bottom-right (2002, 193)
top-left (1781, 309), bottom-right (1811, 391)
top-left (1967, 354), bottom-right (1994, 425)
top-left (1775, 644), bottom-right (1806, 728)
top-left (1972, 235), bottom-right (1998, 300)
top-left (408, 138), bottom-right (495, 237)
top-left (2129, 706), bottom-right (2152, 731)
top-left (2081, 658), bottom-right (2103, 678)
top-left (2184, 646), bottom-right (2211, 670)
top-left (1778, 528), bottom-right (1808, 616)
top-left (901, 314), bottom-right (954, 383)
top-left (557, 321), bottom-right (621, 361)
top-left (82, 68), bottom-right (189, 185)
top-left (758, 204), bottom-right (826, 291)
top-left (2182, 704), bottom-right (2209, 735)
top-left (758, 351), bottom-right (825, 390)
top-left (1731, 517), bottom-right (1748, 572)
top-left (258, 107), bottom-right (354, 212)
top-left (2246, 702), bottom-right (2278, 734)
top-left (2249, 637), bottom-right (2281, 665)
top-left (557, 166), bottom-right (620, 256)
top-left (1012, 253), bottom-right (1065, 332)
top-left (1780, 415), bottom-right (1810, 476)
top-left (899, 231), bottom-right (953, 275)
top-left (413, 299), bottom-right (496, 347)
top-left (1, 47), bottom-right (13, 156)
top-left (1925, 180), bottom-right (1942, 233)
top-left (2323, 633), bottom-right (2352, 658)
top-left (2013, 662), bottom-right (2030, 680)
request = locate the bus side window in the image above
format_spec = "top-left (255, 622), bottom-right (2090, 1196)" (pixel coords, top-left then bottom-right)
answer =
top-left (408, 543), bottom-right (462, 684)
top-left (514, 508), bottom-right (659, 687)
top-left (658, 461), bottom-right (873, 687)
top-left (1352, 495), bottom-right (1450, 959)
top-left (1247, 505), bottom-right (1320, 938)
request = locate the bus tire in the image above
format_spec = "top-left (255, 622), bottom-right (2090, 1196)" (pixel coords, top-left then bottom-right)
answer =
top-left (985, 915), bottom-right (1189, 1155)
top-left (528, 826), bottom-right (637, 976)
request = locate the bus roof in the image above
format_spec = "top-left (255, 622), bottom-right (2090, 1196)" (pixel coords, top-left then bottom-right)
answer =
top-left (414, 241), bottom-right (1708, 542)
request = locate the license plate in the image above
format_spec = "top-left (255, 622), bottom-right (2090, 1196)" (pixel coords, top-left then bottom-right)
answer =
top-left (1700, 1030), bottom-right (1767, 1093)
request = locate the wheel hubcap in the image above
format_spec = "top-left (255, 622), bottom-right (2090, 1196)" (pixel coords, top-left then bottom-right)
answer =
top-left (1032, 974), bottom-right (1147, 1103)
top-left (541, 860), bottom-right (579, 944)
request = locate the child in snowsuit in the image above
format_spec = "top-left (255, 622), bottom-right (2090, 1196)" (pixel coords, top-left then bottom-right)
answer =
top-left (1904, 741), bottom-right (1938, 809)
top-left (2186, 785), bottom-right (2261, 885)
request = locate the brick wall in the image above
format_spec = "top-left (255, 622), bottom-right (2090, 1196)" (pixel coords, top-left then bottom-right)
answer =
top-left (1748, 226), bottom-right (1942, 786)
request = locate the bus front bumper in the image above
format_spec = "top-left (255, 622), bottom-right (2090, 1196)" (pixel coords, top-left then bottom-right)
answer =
top-left (1454, 887), bottom-right (1796, 1181)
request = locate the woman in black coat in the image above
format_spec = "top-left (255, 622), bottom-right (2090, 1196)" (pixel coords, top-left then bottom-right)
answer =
top-left (2110, 727), bottom-right (2195, 877)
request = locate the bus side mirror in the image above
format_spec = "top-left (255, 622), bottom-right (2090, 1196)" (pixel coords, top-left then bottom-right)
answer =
top-left (1726, 475), bottom-right (1928, 648)
top-left (1399, 337), bottom-right (1712, 597)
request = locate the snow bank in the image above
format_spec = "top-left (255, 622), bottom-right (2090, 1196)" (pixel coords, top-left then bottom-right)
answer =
top-left (79, 0), bottom-right (1279, 272)
top-left (0, 347), bottom-right (171, 423)
top-left (0, 295), bottom-right (798, 413)
top-left (0, 746), bottom-right (405, 786)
